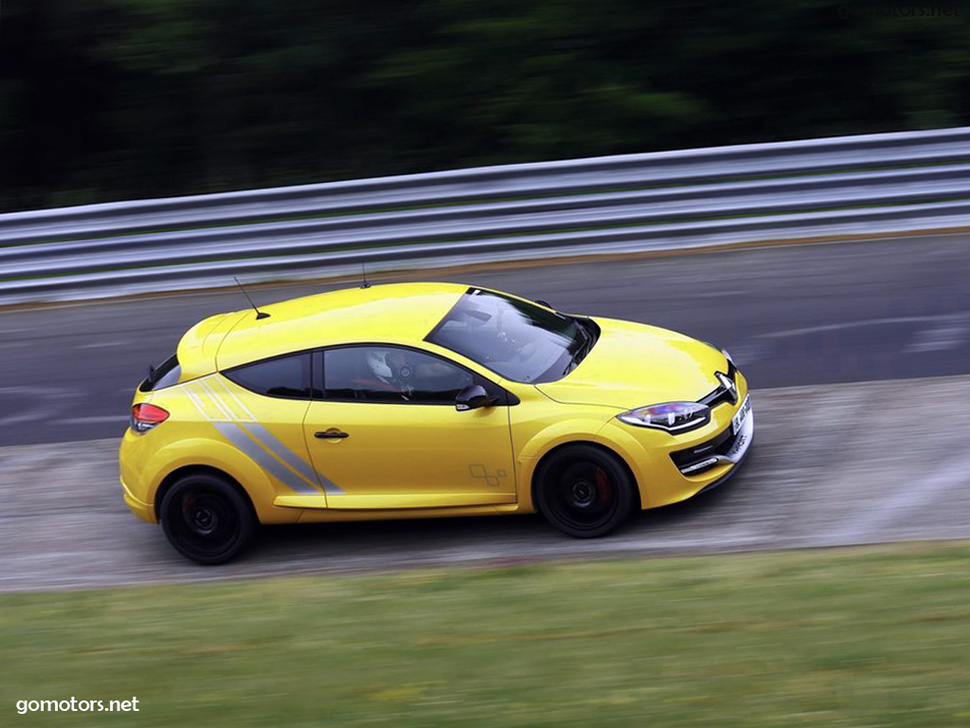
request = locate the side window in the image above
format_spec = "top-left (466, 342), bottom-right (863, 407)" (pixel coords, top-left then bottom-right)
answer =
top-left (223, 352), bottom-right (316, 399)
top-left (324, 346), bottom-right (495, 404)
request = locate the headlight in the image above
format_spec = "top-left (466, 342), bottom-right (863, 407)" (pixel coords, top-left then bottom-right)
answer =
top-left (617, 402), bottom-right (711, 433)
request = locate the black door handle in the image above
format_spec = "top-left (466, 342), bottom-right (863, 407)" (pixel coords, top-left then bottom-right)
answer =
top-left (315, 429), bottom-right (349, 439)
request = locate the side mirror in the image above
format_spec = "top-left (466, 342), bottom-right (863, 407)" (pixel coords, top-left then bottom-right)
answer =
top-left (535, 299), bottom-right (552, 309)
top-left (456, 384), bottom-right (496, 411)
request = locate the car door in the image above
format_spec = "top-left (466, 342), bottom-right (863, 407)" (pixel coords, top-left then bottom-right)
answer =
top-left (303, 344), bottom-right (516, 509)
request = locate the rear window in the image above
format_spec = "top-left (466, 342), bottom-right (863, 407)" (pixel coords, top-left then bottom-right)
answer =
top-left (223, 352), bottom-right (316, 399)
top-left (140, 355), bottom-right (181, 392)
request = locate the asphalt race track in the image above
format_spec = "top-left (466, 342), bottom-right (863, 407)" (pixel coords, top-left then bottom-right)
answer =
top-left (2, 234), bottom-right (970, 591)
top-left (2, 234), bottom-right (970, 446)
top-left (2, 374), bottom-right (970, 592)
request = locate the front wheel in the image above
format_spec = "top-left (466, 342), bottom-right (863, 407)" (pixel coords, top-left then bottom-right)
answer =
top-left (160, 473), bottom-right (256, 565)
top-left (533, 445), bottom-right (636, 538)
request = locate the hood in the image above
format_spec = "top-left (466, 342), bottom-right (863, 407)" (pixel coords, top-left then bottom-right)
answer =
top-left (535, 317), bottom-right (729, 409)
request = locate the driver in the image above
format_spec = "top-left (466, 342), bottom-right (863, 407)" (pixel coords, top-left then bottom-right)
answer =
top-left (365, 348), bottom-right (471, 400)
top-left (365, 349), bottom-right (410, 392)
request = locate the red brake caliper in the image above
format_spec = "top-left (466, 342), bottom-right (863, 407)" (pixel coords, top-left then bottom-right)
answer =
top-left (595, 468), bottom-right (612, 504)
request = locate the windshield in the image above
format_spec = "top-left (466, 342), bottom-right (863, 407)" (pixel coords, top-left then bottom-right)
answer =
top-left (426, 288), bottom-right (594, 383)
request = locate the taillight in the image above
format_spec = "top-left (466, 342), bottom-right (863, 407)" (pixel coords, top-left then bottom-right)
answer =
top-left (131, 403), bottom-right (170, 433)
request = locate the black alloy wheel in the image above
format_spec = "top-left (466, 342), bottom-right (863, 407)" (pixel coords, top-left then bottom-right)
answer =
top-left (160, 473), bottom-right (256, 565)
top-left (534, 444), bottom-right (635, 538)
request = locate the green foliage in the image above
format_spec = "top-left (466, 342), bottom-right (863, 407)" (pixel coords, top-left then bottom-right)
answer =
top-left (2, 0), bottom-right (969, 212)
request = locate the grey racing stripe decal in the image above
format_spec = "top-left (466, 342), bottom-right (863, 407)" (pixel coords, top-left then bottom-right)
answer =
top-left (241, 423), bottom-right (345, 495)
top-left (199, 379), bottom-right (237, 421)
top-left (211, 377), bottom-right (258, 422)
top-left (185, 383), bottom-right (221, 421)
top-left (213, 423), bottom-right (319, 495)
top-left (186, 376), bottom-right (345, 497)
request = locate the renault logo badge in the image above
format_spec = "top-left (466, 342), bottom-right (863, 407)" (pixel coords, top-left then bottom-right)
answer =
top-left (715, 371), bottom-right (738, 404)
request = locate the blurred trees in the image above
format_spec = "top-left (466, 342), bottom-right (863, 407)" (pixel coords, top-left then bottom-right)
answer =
top-left (2, 0), bottom-right (969, 212)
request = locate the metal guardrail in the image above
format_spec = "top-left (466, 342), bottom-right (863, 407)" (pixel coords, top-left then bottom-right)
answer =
top-left (3, 126), bottom-right (970, 304)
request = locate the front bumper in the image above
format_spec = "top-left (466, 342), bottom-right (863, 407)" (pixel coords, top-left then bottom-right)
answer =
top-left (670, 396), bottom-right (753, 477)
top-left (695, 418), bottom-right (754, 496)
top-left (600, 378), bottom-right (754, 509)
top-left (656, 407), bottom-right (754, 506)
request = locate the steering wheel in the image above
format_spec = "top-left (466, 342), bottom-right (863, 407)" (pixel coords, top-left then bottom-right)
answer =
top-left (394, 361), bottom-right (415, 398)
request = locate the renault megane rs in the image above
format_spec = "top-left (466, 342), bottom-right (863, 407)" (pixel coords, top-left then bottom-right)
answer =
top-left (120, 282), bottom-right (753, 564)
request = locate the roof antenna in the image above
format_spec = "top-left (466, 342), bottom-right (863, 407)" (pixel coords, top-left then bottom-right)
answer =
top-left (234, 276), bottom-right (270, 319)
top-left (360, 262), bottom-right (371, 289)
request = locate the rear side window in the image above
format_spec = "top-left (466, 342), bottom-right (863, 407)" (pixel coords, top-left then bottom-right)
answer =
top-left (140, 354), bottom-right (181, 392)
top-left (223, 352), bottom-right (316, 399)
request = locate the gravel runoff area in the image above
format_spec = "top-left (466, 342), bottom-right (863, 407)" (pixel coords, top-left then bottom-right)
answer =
top-left (1, 374), bottom-right (969, 593)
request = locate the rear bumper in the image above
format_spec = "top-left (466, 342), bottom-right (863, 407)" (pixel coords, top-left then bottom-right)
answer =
top-left (119, 428), bottom-right (160, 523)
top-left (121, 475), bottom-right (156, 523)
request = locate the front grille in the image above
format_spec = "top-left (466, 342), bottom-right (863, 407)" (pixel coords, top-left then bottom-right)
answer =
top-left (699, 361), bottom-right (739, 408)
top-left (670, 424), bottom-right (739, 475)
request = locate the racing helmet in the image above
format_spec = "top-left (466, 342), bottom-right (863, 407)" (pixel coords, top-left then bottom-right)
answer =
top-left (366, 349), bottom-right (393, 382)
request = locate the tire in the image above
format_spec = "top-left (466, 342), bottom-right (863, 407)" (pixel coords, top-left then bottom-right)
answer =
top-left (533, 444), bottom-right (636, 538)
top-left (160, 473), bottom-right (256, 565)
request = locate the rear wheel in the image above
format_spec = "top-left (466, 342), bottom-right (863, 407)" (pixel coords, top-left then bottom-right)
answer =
top-left (160, 473), bottom-right (256, 565)
top-left (534, 445), bottom-right (636, 538)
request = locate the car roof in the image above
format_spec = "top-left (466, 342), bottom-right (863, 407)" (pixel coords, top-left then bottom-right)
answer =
top-left (214, 281), bottom-right (469, 370)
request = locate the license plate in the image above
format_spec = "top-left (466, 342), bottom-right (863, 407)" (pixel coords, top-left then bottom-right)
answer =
top-left (732, 395), bottom-right (751, 435)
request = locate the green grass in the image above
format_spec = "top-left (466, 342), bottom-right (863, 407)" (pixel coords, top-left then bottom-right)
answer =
top-left (3, 542), bottom-right (970, 727)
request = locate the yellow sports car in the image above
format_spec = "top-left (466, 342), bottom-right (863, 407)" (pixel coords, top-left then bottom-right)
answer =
top-left (120, 282), bottom-right (752, 564)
